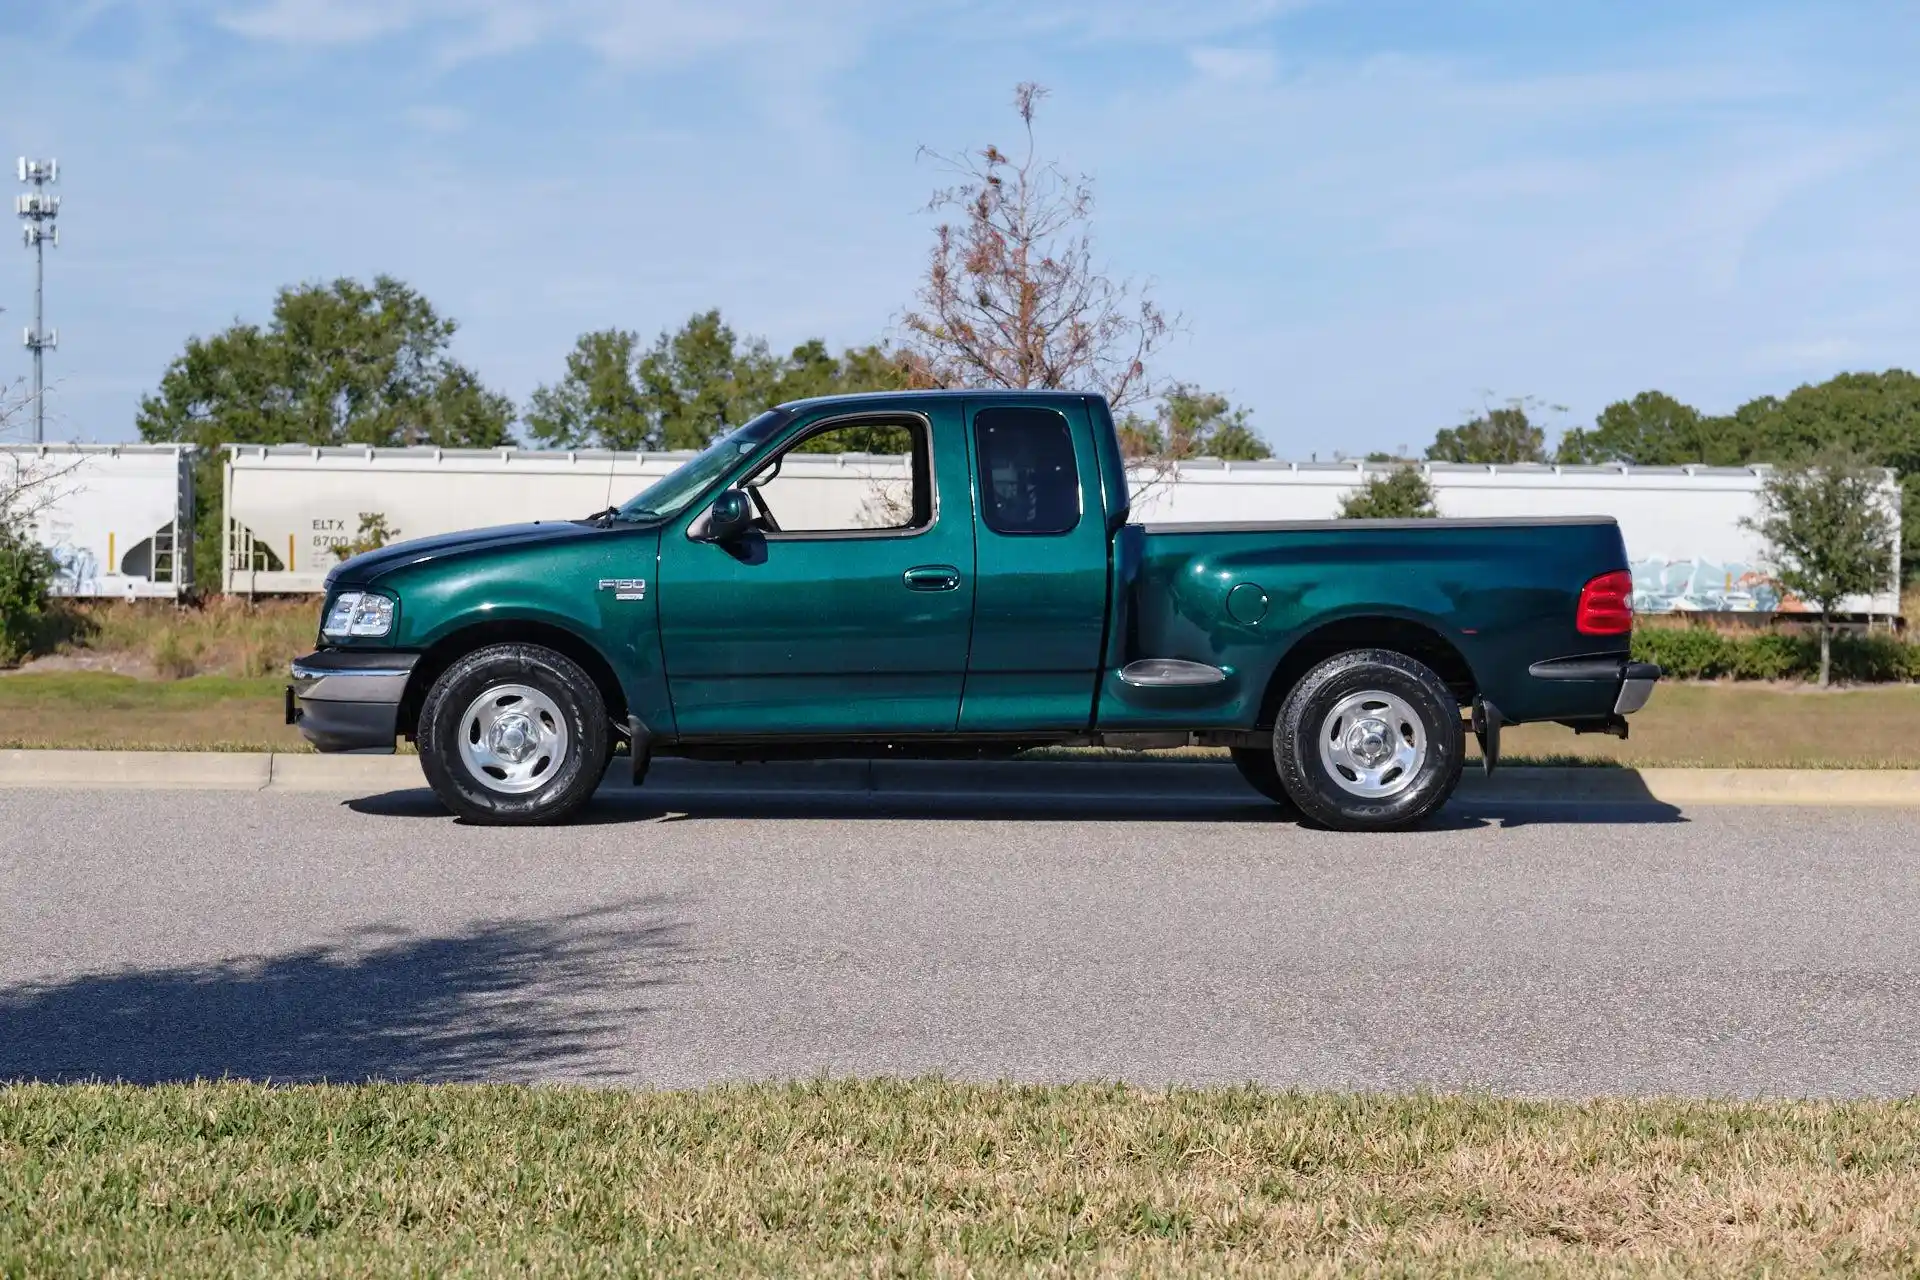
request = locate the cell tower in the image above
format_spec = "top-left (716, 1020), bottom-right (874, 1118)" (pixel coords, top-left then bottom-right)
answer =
top-left (16, 157), bottom-right (59, 444)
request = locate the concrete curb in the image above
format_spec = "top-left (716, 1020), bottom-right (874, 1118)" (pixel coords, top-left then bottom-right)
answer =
top-left (3, 750), bottom-right (1919, 806)
top-left (0, 749), bottom-right (274, 790)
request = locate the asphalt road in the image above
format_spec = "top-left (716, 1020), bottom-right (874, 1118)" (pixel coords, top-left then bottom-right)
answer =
top-left (4, 778), bottom-right (1918, 1097)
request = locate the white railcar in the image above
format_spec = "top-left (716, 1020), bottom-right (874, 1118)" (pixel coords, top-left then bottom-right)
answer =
top-left (1132, 460), bottom-right (1904, 616)
top-left (222, 445), bottom-right (912, 594)
top-left (2, 443), bottom-right (195, 598)
top-left (222, 446), bottom-right (1904, 616)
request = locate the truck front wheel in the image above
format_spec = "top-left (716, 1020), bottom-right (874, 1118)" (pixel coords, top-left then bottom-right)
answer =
top-left (416, 643), bottom-right (611, 825)
top-left (1272, 648), bottom-right (1464, 832)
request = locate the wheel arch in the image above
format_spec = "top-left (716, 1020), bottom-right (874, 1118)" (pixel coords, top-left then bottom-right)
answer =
top-left (1254, 613), bottom-right (1478, 728)
top-left (397, 619), bottom-right (629, 739)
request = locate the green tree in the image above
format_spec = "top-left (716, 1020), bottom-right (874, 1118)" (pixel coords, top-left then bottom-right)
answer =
top-left (634, 310), bottom-right (780, 450)
top-left (522, 329), bottom-right (650, 450)
top-left (138, 277), bottom-right (511, 449)
top-left (1736, 373), bottom-right (1920, 579)
top-left (1556, 391), bottom-right (1721, 465)
top-left (1555, 373), bottom-right (1919, 580)
top-left (1426, 399), bottom-right (1550, 465)
top-left (137, 276), bottom-right (513, 582)
top-left (1338, 468), bottom-right (1438, 519)
top-left (1115, 385), bottom-right (1270, 461)
top-left (526, 313), bottom-right (911, 452)
top-left (1741, 450), bottom-right (1898, 686)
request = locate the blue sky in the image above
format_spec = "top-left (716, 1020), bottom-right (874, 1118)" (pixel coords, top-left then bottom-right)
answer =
top-left (2, 0), bottom-right (1915, 456)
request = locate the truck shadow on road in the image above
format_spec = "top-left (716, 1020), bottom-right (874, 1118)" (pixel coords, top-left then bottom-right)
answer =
top-left (0, 899), bottom-right (688, 1086)
top-left (344, 787), bottom-right (1687, 828)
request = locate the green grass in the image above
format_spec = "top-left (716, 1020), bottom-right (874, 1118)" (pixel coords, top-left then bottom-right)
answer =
top-left (0, 674), bottom-right (307, 751)
top-left (5, 674), bottom-right (1920, 767)
top-left (0, 672), bottom-right (286, 705)
top-left (4, 1081), bottom-right (1920, 1277)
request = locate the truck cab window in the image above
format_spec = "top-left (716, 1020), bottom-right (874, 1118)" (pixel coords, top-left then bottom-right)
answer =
top-left (745, 417), bottom-right (932, 536)
top-left (974, 408), bottom-right (1080, 535)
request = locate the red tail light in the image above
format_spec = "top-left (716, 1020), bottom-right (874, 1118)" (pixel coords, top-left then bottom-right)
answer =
top-left (1576, 570), bottom-right (1634, 635)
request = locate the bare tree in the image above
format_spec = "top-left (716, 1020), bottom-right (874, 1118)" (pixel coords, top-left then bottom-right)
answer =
top-left (0, 376), bottom-right (33, 444)
top-left (0, 378), bottom-right (84, 526)
top-left (900, 84), bottom-right (1173, 411)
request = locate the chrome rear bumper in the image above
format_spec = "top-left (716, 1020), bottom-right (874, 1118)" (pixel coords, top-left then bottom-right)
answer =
top-left (1614, 663), bottom-right (1661, 715)
top-left (1527, 655), bottom-right (1664, 718)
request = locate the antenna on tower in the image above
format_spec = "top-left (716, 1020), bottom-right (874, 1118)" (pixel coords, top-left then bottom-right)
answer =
top-left (16, 157), bottom-right (60, 444)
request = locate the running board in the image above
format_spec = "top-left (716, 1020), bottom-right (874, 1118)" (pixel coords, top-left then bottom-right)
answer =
top-left (1117, 659), bottom-right (1228, 688)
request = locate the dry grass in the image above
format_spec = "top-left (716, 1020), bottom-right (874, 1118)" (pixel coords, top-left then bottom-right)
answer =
top-left (2, 1081), bottom-right (1917, 1277)
top-left (26, 598), bottom-right (316, 680)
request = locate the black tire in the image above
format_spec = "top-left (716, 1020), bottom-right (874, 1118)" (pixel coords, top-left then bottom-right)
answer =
top-left (1230, 747), bottom-right (1299, 814)
top-left (1273, 648), bottom-right (1464, 832)
top-left (416, 643), bottom-right (612, 825)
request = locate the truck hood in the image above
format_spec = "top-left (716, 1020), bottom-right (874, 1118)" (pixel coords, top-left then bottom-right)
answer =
top-left (326, 520), bottom-right (604, 588)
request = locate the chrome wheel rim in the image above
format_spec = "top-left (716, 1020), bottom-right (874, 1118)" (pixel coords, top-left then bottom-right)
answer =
top-left (457, 684), bottom-right (569, 795)
top-left (1318, 689), bottom-right (1426, 799)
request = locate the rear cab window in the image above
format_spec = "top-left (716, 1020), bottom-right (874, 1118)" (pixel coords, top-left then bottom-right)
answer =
top-left (973, 407), bottom-right (1081, 535)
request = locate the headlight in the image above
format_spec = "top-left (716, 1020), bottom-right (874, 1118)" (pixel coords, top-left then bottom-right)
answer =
top-left (321, 591), bottom-right (395, 639)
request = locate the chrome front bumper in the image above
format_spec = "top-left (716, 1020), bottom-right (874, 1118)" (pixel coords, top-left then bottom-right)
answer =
top-left (287, 651), bottom-right (419, 753)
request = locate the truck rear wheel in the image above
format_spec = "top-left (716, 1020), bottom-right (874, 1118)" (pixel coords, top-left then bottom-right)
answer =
top-left (417, 643), bottom-right (611, 825)
top-left (1273, 648), bottom-right (1464, 832)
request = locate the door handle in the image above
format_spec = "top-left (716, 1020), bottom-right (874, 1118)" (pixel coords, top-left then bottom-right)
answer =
top-left (903, 564), bottom-right (962, 592)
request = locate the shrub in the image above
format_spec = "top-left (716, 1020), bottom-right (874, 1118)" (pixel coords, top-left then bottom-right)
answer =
top-left (0, 521), bottom-right (56, 667)
top-left (332, 511), bottom-right (401, 562)
top-left (1827, 634), bottom-right (1915, 684)
top-left (1338, 469), bottom-right (1437, 519)
top-left (1633, 620), bottom-right (1918, 683)
top-left (1727, 631), bottom-right (1806, 681)
top-left (149, 627), bottom-right (200, 680)
top-left (1632, 626), bottom-right (1734, 679)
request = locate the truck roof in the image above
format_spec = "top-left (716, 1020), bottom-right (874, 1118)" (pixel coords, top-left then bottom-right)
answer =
top-left (775, 388), bottom-right (1104, 411)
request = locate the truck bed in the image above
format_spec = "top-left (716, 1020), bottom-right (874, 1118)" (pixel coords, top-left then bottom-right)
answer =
top-left (1098, 515), bottom-right (1634, 731)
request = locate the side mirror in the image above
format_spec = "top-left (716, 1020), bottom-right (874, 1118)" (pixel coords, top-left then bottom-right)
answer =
top-left (693, 488), bottom-right (753, 543)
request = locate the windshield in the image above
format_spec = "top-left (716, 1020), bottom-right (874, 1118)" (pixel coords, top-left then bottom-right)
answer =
top-left (617, 409), bottom-right (791, 521)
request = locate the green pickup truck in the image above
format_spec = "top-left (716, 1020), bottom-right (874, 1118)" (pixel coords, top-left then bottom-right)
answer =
top-left (289, 389), bottom-right (1659, 830)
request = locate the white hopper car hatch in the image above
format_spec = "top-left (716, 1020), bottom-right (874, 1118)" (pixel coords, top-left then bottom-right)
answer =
top-left (3, 443), bottom-right (195, 598)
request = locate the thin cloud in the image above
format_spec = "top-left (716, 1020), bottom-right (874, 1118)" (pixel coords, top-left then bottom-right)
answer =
top-left (209, 0), bottom-right (1319, 63)
top-left (1188, 46), bottom-right (1275, 85)
top-left (218, 0), bottom-right (421, 45)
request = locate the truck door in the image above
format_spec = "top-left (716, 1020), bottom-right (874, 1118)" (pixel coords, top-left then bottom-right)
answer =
top-left (959, 397), bottom-right (1111, 731)
top-left (657, 407), bottom-right (976, 737)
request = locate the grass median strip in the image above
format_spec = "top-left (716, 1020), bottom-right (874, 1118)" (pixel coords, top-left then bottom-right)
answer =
top-left (0, 674), bottom-right (306, 752)
top-left (3, 1081), bottom-right (1918, 1277)
top-left (1034, 682), bottom-right (1920, 770)
top-left (4, 673), bottom-right (1919, 768)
